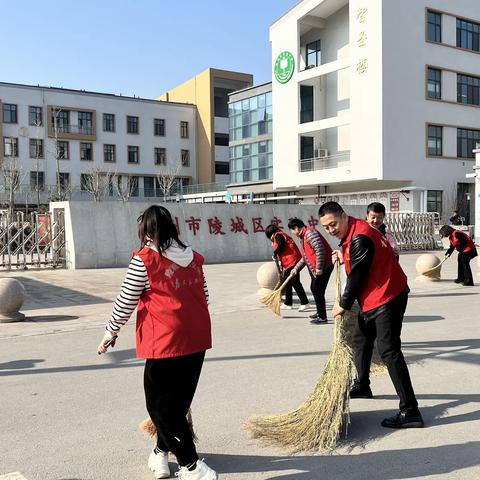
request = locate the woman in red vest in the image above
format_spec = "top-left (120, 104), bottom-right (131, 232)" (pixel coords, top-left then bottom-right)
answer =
top-left (319, 201), bottom-right (423, 429)
top-left (265, 224), bottom-right (310, 311)
top-left (440, 225), bottom-right (478, 286)
top-left (288, 217), bottom-right (333, 324)
top-left (97, 206), bottom-right (217, 480)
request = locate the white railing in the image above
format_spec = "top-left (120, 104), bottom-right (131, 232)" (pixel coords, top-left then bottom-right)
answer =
top-left (299, 152), bottom-right (350, 172)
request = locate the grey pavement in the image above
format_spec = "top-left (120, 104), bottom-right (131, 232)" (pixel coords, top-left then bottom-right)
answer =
top-left (0, 252), bottom-right (479, 480)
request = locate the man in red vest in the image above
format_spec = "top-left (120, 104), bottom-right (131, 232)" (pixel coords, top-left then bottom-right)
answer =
top-left (288, 218), bottom-right (333, 324)
top-left (439, 225), bottom-right (478, 286)
top-left (319, 201), bottom-right (423, 429)
top-left (265, 224), bottom-right (310, 311)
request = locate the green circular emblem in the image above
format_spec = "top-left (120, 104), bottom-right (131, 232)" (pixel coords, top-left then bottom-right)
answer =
top-left (274, 51), bottom-right (295, 84)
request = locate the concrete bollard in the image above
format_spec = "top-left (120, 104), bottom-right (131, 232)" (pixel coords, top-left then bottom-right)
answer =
top-left (0, 278), bottom-right (26, 323)
top-left (415, 253), bottom-right (442, 282)
top-left (256, 262), bottom-right (280, 299)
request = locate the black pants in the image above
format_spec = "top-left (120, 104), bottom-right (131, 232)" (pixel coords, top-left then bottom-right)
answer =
top-left (353, 289), bottom-right (418, 412)
top-left (457, 250), bottom-right (477, 285)
top-left (284, 266), bottom-right (309, 306)
top-left (144, 351), bottom-right (205, 466)
top-left (310, 264), bottom-right (333, 319)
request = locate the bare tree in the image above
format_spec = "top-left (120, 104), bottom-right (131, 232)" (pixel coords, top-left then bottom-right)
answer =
top-left (156, 163), bottom-right (181, 201)
top-left (81, 167), bottom-right (115, 202)
top-left (1, 156), bottom-right (24, 216)
top-left (114, 174), bottom-right (138, 202)
top-left (31, 120), bottom-right (44, 208)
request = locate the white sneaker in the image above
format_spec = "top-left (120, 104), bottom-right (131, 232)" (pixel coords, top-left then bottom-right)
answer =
top-left (175, 459), bottom-right (218, 480)
top-left (280, 303), bottom-right (293, 310)
top-left (298, 303), bottom-right (310, 312)
top-left (148, 449), bottom-right (170, 479)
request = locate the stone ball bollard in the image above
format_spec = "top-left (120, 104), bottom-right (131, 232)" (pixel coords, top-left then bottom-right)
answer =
top-left (257, 262), bottom-right (280, 290)
top-left (0, 278), bottom-right (26, 322)
top-left (415, 253), bottom-right (442, 282)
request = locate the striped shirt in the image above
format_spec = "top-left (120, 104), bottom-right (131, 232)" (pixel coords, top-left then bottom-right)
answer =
top-left (106, 255), bottom-right (209, 334)
top-left (294, 228), bottom-right (326, 274)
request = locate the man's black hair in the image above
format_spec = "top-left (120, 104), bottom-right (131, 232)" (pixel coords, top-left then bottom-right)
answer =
top-left (367, 202), bottom-right (386, 215)
top-left (318, 201), bottom-right (345, 217)
top-left (265, 224), bottom-right (279, 239)
top-left (287, 217), bottom-right (305, 229)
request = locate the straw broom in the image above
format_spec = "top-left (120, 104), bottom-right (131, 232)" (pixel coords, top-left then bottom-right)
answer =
top-left (259, 272), bottom-right (295, 316)
top-left (139, 409), bottom-right (197, 442)
top-left (245, 262), bottom-right (354, 452)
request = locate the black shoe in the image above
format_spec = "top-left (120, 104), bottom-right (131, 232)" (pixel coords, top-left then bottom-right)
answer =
top-left (381, 410), bottom-right (424, 429)
top-left (309, 313), bottom-right (319, 319)
top-left (462, 282), bottom-right (474, 286)
top-left (310, 317), bottom-right (328, 324)
top-left (454, 279), bottom-right (463, 284)
top-left (349, 382), bottom-right (373, 399)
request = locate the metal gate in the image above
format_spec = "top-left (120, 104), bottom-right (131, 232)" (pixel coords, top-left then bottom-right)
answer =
top-left (386, 212), bottom-right (442, 251)
top-left (0, 210), bottom-right (65, 269)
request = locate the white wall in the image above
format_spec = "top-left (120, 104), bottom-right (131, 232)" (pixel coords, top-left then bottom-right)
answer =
top-left (56, 201), bottom-right (366, 269)
top-left (0, 84), bottom-right (197, 191)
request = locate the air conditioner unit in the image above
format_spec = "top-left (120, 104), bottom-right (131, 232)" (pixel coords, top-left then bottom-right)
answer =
top-left (315, 148), bottom-right (329, 158)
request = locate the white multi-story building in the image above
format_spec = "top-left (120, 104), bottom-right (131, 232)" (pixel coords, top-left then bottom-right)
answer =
top-left (271, 0), bottom-right (479, 222)
top-left (0, 82), bottom-right (197, 204)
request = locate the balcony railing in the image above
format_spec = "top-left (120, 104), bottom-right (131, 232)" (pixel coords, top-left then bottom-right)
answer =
top-left (299, 152), bottom-right (350, 172)
top-left (53, 124), bottom-right (94, 135)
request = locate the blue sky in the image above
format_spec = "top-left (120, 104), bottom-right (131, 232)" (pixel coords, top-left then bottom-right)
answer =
top-left (3, 0), bottom-right (298, 98)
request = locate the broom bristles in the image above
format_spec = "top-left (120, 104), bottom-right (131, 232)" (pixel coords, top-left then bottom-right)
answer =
top-left (139, 410), bottom-right (197, 442)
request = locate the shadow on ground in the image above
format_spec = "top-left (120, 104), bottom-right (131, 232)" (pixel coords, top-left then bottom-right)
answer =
top-left (15, 277), bottom-right (110, 310)
top-left (203, 441), bottom-right (480, 479)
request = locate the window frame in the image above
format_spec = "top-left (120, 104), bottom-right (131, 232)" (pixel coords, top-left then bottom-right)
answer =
top-left (427, 10), bottom-right (442, 43)
top-left (181, 149), bottom-right (190, 167)
top-left (427, 125), bottom-right (443, 156)
top-left (2, 104), bottom-right (18, 124)
top-left (457, 73), bottom-right (480, 105)
top-left (180, 121), bottom-right (189, 139)
top-left (29, 138), bottom-right (44, 159)
top-left (154, 147), bottom-right (166, 166)
top-left (103, 144), bottom-right (116, 163)
top-left (457, 127), bottom-right (480, 158)
top-left (57, 140), bottom-right (70, 160)
top-left (3, 137), bottom-right (19, 157)
top-left (154, 118), bottom-right (166, 136)
top-left (80, 142), bottom-right (93, 161)
top-left (306, 39), bottom-right (321, 68)
top-left (103, 113), bottom-right (115, 132)
top-left (427, 67), bottom-right (442, 100)
top-left (30, 171), bottom-right (45, 191)
top-left (127, 115), bottom-right (139, 134)
top-left (128, 145), bottom-right (140, 164)
top-left (29, 106), bottom-right (43, 126)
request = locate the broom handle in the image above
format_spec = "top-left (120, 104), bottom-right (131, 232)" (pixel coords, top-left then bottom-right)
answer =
top-left (334, 260), bottom-right (342, 303)
top-left (274, 272), bottom-right (294, 292)
top-left (421, 255), bottom-right (449, 275)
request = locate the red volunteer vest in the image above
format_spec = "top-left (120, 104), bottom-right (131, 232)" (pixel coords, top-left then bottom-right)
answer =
top-left (134, 247), bottom-right (212, 359)
top-left (342, 217), bottom-right (407, 312)
top-left (301, 226), bottom-right (333, 271)
top-left (449, 230), bottom-right (476, 253)
top-left (272, 231), bottom-right (302, 269)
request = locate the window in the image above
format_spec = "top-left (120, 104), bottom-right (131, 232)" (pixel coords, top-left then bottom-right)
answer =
top-left (78, 111), bottom-right (93, 135)
top-left (104, 144), bottom-right (116, 162)
top-left (154, 147), bottom-right (166, 165)
top-left (128, 176), bottom-right (139, 197)
top-left (3, 104), bottom-right (17, 123)
top-left (180, 121), bottom-right (189, 138)
top-left (215, 162), bottom-right (229, 175)
top-left (29, 139), bottom-right (44, 158)
top-left (80, 142), bottom-right (93, 161)
top-left (427, 125), bottom-right (443, 156)
top-left (214, 133), bottom-right (229, 146)
top-left (29, 106), bottom-right (43, 126)
top-left (154, 118), bottom-right (165, 136)
top-left (103, 113), bottom-right (115, 132)
top-left (3, 137), bottom-right (18, 157)
top-left (457, 128), bottom-right (480, 158)
top-left (300, 136), bottom-right (314, 160)
top-left (457, 73), bottom-right (480, 105)
top-left (427, 10), bottom-right (442, 42)
top-left (300, 85), bottom-right (314, 123)
top-left (144, 176), bottom-right (155, 197)
top-left (181, 149), bottom-right (190, 167)
top-left (427, 68), bottom-right (441, 99)
top-left (52, 110), bottom-right (69, 133)
top-left (127, 115), bottom-right (139, 134)
top-left (80, 173), bottom-right (92, 191)
top-left (57, 140), bottom-right (69, 159)
top-left (128, 145), bottom-right (139, 163)
top-left (457, 18), bottom-right (480, 52)
top-left (229, 139), bottom-right (273, 183)
top-left (306, 40), bottom-right (321, 68)
top-left (58, 172), bottom-right (70, 189)
top-left (427, 190), bottom-right (442, 215)
top-left (30, 171), bottom-right (45, 191)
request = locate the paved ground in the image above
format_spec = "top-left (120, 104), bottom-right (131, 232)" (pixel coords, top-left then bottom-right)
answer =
top-left (0, 252), bottom-right (479, 480)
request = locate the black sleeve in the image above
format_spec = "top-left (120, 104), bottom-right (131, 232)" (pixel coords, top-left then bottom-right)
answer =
top-left (340, 234), bottom-right (375, 310)
top-left (273, 234), bottom-right (286, 255)
top-left (446, 244), bottom-right (454, 256)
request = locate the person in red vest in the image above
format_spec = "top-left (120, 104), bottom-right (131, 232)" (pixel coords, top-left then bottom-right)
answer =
top-left (265, 224), bottom-right (310, 311)
top-left (439, 225), bottom-right (478, 286)
top-left (288, 217), bottom-right (334, 324)
top-left (319, 201), bottom-right (423, 429)
top-left (97, 205), bottom-right (217, 480)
